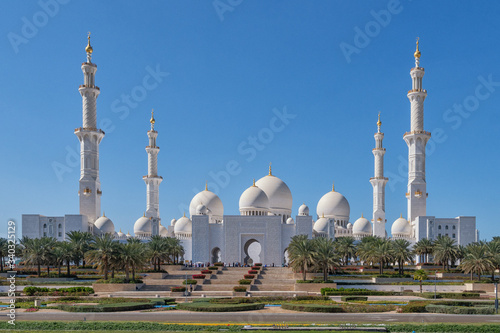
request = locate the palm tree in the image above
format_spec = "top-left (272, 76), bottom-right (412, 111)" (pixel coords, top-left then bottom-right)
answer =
top-left (433, 235), bottom-right (459, 271)
top-left (288, 235), bottom-right (316, 281)
top-left (334, 236), bottom-right (356, 266)
top-left (414, 238), bottom-right (434, 264)
top-left (67, 231), bottom-right (93, 267)
top-left (373, 238), bottom-right (394, 275)
top-left (0, 238), bottom-right (8, 272)
top-left (392, 239), bottom-right (413, 275)
top-left (148, 235), bottom-right (168, 271)
top-left (116, 242), bottom-right (146, 282)
top-left (20, 237), bottom-right (56, 276)
top-left (85, 234), bottom-right (118, 280)
top-left (460, 243), bottom-right (494, 281)
top-left (312, 237), bottom-right (341, 281)
top-left (413, 269), bottom-right (428, 293)
top-left (356, 236), bottom-right (380, 269)
top-left (56, 241), bottom-right (75, 276)
top-left (485, 241), bottom-right (500, 281)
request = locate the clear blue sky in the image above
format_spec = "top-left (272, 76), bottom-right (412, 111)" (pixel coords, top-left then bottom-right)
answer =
top-left (1, 1), bottom-right (499, 240)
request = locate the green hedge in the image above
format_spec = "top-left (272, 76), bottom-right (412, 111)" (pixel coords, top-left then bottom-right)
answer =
top-left (233, 286), bottom-right (247, 292)
top-left (401, 301), bottom-right (432, 313)
top-left (420, 292), bottom-right (481, 299)
top-left (182, 279), bottom-right (198, 285)
top-left (24, 286), bottom-right (94, 296)
top-left (176, 302), bottom-right (264, 312)
top-left (425, 304), bottom-right (495, 314)
top-left (321, 287), bottom-right (399, 296)
top-left (56, 301), bottom-right (155, 312)
top-left (238, 279), bottom-right (252, 285)
top-left (341, 296), bottom-right (368, 302)
top-left (281, 303), bottom-right (343, 313)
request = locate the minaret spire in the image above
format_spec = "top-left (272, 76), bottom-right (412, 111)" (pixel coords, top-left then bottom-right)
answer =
top-left (370, 112), bottom-right (388, 238)
top-left (75, 33), bottom-right (104, 229)
top-left (405, 38), bottom-right (430, 224)
top-left (143, 110), bottom-right (163, 235)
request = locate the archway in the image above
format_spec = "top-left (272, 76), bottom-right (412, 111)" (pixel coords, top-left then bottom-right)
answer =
top-left (211, 247), bottom-right (222, 264)
top-left (243, 239), bottom-right (261, 265)
top-left (283, 248), bottom-right (289, 266)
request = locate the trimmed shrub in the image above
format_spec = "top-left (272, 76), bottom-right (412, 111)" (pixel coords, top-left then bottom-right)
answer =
top-left (251, 266), bottom-right (261, 270)
top-left (182, 279), bottom-right (198, 285)
top-left (213, 262), bottom-right (224, 267)
top-left (201, 270), bottom-right (212, 274)
top-left (282, 303), bottom-right (343, 313)
top-left (192, 274), bottom-right (206, 279)
top-left (208, 266), bottom-right (218, 270)
top-left (421, 292), bottom-right (481, 299)
top-left (244, 274), bottom-right (255, 279)
top-left (341, 296), bottom-right (368, 302)
top-left (400, 300), bottom-right (431, 313)
top-left (233, 286), bottom-right (247, 292)
top-left (248, 270), bottom-right (258, 274)
top-left (57, 302), bottom-right (155, 312)
top-left (254, 263), bottom-right (262, 267)
top-left (321, 287), bottom-right (396, 296)
top-left (426, 304), bottom-right (495, 314)
top-left (171, 286), bottom-right (186, 292)
top-left (23, 286), bottom-right (94, 296)
top-left (238, 279), bottom-right (252, 285)
top-left (177, 302), bottom-right (264, 312)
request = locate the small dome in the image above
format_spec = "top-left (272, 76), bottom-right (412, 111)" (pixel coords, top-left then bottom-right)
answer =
top-left (171, 218), bottom-right (177, 226)
top-left (116, 230), bottom-right (125, 237)
top-left (353, 215), bottom-right (372, 235)
top-left (159, 225), bottom-right (168, 237)
top-left (313, 217), bottom-right (330, 234)
top-left (316, 187), bottom-right (350, 219)
top-left (239, 184), bottom-right (269, 211)
top-left (286, 217), bottom-right (294, 224)
top-left (134, 215), bottom-right (151, 235)
top-left (196, 204), bottom-right (208, 215)
top-left (94, 215), bottom-right (115, 234)
top-left (126, 231), bottom-right (132, 238)
top-left (391, 216), bottom-right (411, 235)
top-left (174, 216), bottom-right (192, 234)
top-left (189, 189), bottom-right (223, 218)
top-left (255, 172), bottom-right (292, 212)
top-left (347, 222), bottom-right (353, 229)
top-left (298, 203), bottom-right (309, 216)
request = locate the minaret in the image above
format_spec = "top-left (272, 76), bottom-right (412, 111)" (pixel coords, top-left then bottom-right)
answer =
top-left (404, 38), bottom-right (431, 224)
top-left (75, 33), bottom-right (104, 228)
top-left (143, 110), bottom-right (162, 235)
top-left (370, 113), bottom-right (388, 238)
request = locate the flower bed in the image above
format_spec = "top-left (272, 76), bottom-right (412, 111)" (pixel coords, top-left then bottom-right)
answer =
top-left (56, 301), bottom-right (156, 312)
top-left (208, 266), bottom-right (218, 270)
top-left (171, 286), bottom-right (186, 292)
top-left (254, 263), bottom-right (262, 267)
top-left (213, 262), bottom-right (224, 267)
top-left (239, 279), bottom-right (252, 285)
top-left (251, 266), bottom-right (261, 270)
top-left (201, 270), bottom-right (212, 274)
top-left (182, 279), bottom-right (198, 285)
top-left (243, 274), bottom-right (255, 279)
top-left (233, 286), bottom-right (247, 292)
top-left (248, 270), bottom-right (258, 274)
top-left (192, 274), bottom-right (206, 279)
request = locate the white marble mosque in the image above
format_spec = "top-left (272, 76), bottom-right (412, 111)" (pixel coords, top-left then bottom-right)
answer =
top-left (22, 36), bottom-right (478, 265)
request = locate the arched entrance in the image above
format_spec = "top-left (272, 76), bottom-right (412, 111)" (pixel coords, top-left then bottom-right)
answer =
top-left (243, 239), bottom-right (261, 265)
top-left (283, 248), bottom-right (289, 266)
top-left (211, 247), bottom-right (222, 264)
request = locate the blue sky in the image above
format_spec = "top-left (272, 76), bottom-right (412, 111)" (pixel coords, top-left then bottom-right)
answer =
top-left (1, 0), bottom-right (499, 240)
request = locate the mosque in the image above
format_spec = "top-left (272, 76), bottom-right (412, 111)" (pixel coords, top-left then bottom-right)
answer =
top-left (22, 36), bottom-right (478, 265)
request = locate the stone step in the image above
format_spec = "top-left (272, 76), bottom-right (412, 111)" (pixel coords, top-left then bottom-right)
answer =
top-left (198, 285), bottom-right (240, 291)
top-left (254, 280), bottom-right (295, 285)
top-left (204, 279), bottom-right (241, 285)
top-left (247, 290), bottom-right (309, 297)
top-left (250, 285), bottom-right (295, 291)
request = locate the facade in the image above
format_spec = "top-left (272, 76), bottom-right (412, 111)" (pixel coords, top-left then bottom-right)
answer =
top-left (22, 36), bottom-right (478, 265)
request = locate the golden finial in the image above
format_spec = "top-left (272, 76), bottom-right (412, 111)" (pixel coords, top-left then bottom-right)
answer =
top-left (414, 37), bottom-right (421, 59)
top-left (400, 213), bottom-right (403, 218)
top-left (377, 112), bottom-right (382, 127)
top-left (361, 213), bottom-right (364, 218)
top-left (332, 182), bottom-right (335, 192)
top-left (150, 109), bottom-right (155, 128)
top-left (205, 181), bottom-right (208, 191)
top-left (252, 179), bottom-right (256, 187)
top-left (183, 212), bottom-right (186, 217)
top-left (143, 212), bottom-right (146, 217)
top-left (321, 212), bottom-right (325, 218)
top-left (268, 162), bottom-right (272, 176)
top-left (85, 31), bottom-right (93, 54)
top-left (102, 211), bottom-right (105, 217)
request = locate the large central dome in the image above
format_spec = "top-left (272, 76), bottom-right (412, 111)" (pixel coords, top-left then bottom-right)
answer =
top-left (255, 167), bottom-right (292, 213)
top-left (189, 186), bottom-right (224, 220)
top-left (316, 185), bottom-right (350, 220)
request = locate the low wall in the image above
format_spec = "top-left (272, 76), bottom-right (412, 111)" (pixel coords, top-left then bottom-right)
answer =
top-left (142, 273), bottom-right (168, 279)
top-left (294, 283), bottom-right (337, 292)
top-left (92, 283), bottom-right (143, 292)
top-left (464, 283), bottom-right (496, 292)
top-left (371, 277), bottom-right (414, 283)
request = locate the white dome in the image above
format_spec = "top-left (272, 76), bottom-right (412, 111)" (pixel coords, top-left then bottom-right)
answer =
top-left (94, 215), bottom-right (115, 234)
top-left (116, 230), bottom-right (125, 237)
top-left (313, 217), bottom-right (330, 234)
top-left (174, 216), bottom-right (192, 234)
top-left (159, 225), bottom-right (168, 236)
top-left (171, 218), bottom-right (177, 226)
top-left (391, 216), bottom-right (411, 235)
top-left (286, 217), bottom-right (294, 224)
top-left (189, 189), bottom-right (223, 218)
top-left (316, 188), bottom-right (350, 219)
top-left (352, 216), bottom-right (372, 234)
top-left (126, 232), bottom-right (132, 238)
top-left (134, 215), bottom-right (151, 234)
top-left (196, 204), bottom-right (208, 215)
top-left (298, 203), bottom-right (309, 216)
top-left (347, 223), bottom-right (353, 229)
top-left (255, 174), bottom-right (292, 212)
top-left (239, 184), bottom-right (269, 210)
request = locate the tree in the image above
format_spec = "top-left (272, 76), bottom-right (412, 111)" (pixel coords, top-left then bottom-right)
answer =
top-left (0, 238), bottom-right (8, 272)
top-left (312, 237), bottom-right (340, 281)
top-left (288, 235), bottom-right (316, 281)
top-left (334, 236), bottom-right (356, 266)
top-left (460, 243), bottom-right (494, 281)
top-left (85, 234), bottom-right (118, 280)
top-left (414, 238), bottom-right (434, 264)
top-left (433, 235), bottom-right (459, 271)
top-left (373, 238), bottom-right (394, 275)
top-left (413, 269), bottom-right (428, 293)
top-left (116, 242), bottom-right (146, 282)
top-left (392, 239), bottom-right (413, 275)
top-left (67, 231), bottom-right (93, 267)
top-left (57, 241), bottom-right (75, 276)
top-left (20, 237), bottom-right (56, 276)
top-left (485, 240), bottom-right (500, 281)
top-left (356, 236), bottom-right (380, 269)
top-left (147, 235), bottom-right (168, 271)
